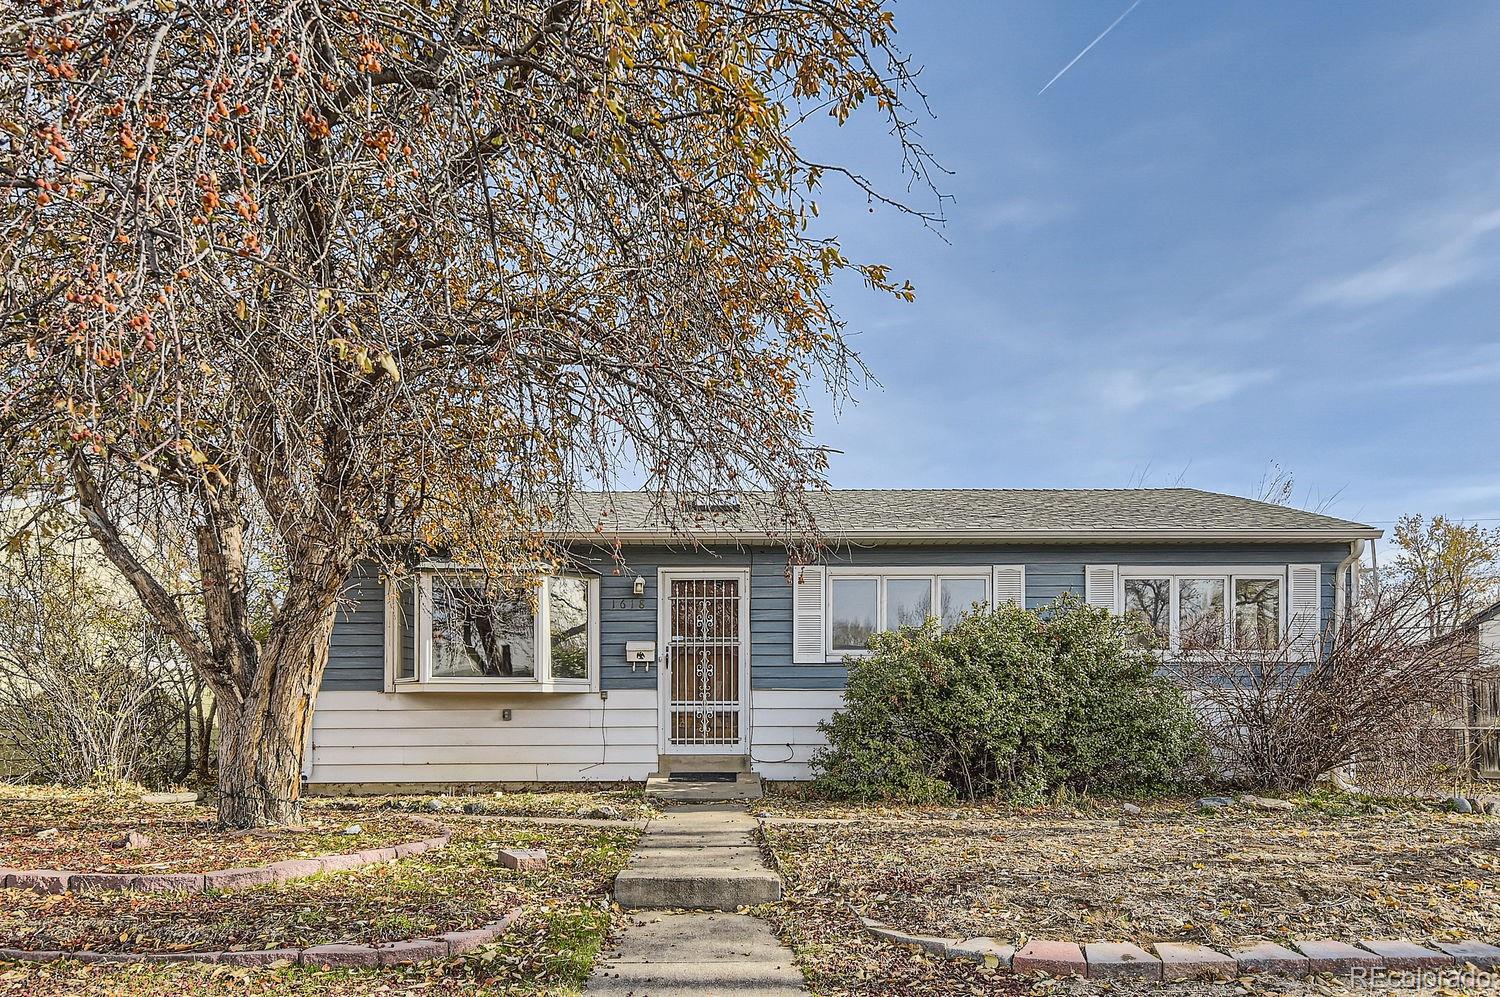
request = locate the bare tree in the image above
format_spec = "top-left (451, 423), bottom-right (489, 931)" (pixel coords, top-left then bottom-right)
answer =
top-left (0, 1), bottom-right (939, 826)
top-left (0, 536), bottom-right (181, 787)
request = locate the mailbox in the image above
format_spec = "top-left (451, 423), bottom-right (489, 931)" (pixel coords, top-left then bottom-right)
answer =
top-left (625, 641), bottom-right (656, 668)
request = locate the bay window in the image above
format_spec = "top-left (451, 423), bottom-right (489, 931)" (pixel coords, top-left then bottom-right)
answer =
top-left (1120, 568), bottom-right (1284, 653)
top-left (390, 567), bottom-right (599, 690)
top-left (828, 569), bottom-right (990, 654)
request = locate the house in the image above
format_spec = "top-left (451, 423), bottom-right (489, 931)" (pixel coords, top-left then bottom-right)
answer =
top-left (1454, 600), bottom-right (1500, 779)
top-left (303, 488), bottom-right (1380, 791)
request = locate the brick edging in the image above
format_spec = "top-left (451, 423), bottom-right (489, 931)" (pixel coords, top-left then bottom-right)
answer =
top-left (0, 911), bottom-right (519, 969)
top-left (859, 918), bottom-right (1500, 980)
top-left (0, 816), bottom-right (452, 896)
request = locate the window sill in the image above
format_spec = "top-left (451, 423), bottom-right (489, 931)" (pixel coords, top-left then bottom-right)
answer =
top-left (390, 681), bottom-right (596, 694)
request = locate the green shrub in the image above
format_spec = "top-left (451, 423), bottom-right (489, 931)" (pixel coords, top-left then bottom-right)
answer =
top-left (810, 596), bottom-right (1202, 803)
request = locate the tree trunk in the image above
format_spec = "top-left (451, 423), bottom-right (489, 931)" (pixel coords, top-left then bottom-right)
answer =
top-left (213, 607), bottom-right (336, 829)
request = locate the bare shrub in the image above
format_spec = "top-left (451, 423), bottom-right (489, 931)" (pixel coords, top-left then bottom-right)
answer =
top-left (1172, 588), bottom-right (1478, 793)
top-left (0, 542), bottom-right (182, 787)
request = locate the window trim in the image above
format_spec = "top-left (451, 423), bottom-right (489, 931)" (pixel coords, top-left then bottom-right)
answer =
top-left (384, 564), bottom-right (600, 693)
top-left (825, 566), bottom-right (992, 658)
top-left (1117, 565), bottom-right (1288, 655)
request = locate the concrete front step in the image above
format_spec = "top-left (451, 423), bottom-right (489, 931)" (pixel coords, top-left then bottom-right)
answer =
top-left (614, 867), bottom-right (783, 910)
top-left (645, 773), bottom-right (763, 802)
top-left (656, 754), bottom-right (751, 774)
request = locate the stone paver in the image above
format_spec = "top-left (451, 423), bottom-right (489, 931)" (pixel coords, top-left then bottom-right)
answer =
top-left (8, 871), bottom-right (69, 894)
top-left (1230, 940), bottom-right (1310, 977)
top-left (202, 866), bottom-right (275, 890)
top-left (376, 938), bottom-right (447, 965)
top-left (947, 937), bottom-right (1014, 968)
top-left (218, 949), bottom-right (299, 966)
top-left (1154, 942), bottom-right (1237, 980)
top-left (69, 873), bottom-right (136, 893)
top-left (1013, 939), bottom-right (1087, 977)
top-left (300, 943), bottom-right (378, 968)
top-left (1085, 941), bottom-right (1161, 980)
top-left (1358, 939), bottom-right (1455, 971)
top-left (1294, 939), bottom-right (1383, 974)
top-left (1434, 940), bottom-right (1500, 970)
top-left (498, 848), bottom-right (548, 870)
top-left (133, 873), bottom-right (206, 893)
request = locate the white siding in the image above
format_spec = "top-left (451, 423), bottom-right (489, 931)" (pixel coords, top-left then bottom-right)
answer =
top-left (307, 689), bottom-right (658, 786)
top-left (750, 688), bottom-right (843, 781)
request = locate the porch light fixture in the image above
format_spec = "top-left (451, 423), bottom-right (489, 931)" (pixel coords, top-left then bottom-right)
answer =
top-left (632, 575), bottom-right (646, 597)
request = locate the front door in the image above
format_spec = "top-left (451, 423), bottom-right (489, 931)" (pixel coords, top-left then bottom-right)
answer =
top-left (659, 570), bottom-right (750, 755)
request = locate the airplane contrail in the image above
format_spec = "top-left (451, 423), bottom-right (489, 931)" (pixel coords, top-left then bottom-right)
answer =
top-left (1038, 0), bottom-right (1145, 95)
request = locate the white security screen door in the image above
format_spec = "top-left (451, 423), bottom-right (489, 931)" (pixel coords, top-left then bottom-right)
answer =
top-left (660, 571), bottom-right (750, 754)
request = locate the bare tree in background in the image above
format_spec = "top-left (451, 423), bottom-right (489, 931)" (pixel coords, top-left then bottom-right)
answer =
top-left (1384, 514), bottom-right (1500, 639)
top-left (0, 537), bottom-right (182, 787)
top-left (1, 0), bottom-right (941, 826)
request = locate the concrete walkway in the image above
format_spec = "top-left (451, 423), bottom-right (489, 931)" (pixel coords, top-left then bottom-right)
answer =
top-left (586, 805), bottom-right (806, 996)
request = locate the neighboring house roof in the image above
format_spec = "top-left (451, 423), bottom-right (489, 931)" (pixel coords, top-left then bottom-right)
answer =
top-left (1466, 600), bottom-right (1500, 630)
top-left (560, 488), bottom-right (1381, 545)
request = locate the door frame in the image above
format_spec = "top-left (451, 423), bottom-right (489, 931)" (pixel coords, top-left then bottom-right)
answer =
top-left (656, 567), bottom-right (752, 756)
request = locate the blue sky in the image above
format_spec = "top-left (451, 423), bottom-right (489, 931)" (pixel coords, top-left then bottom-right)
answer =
top-left (800, 0), bottom-right (1500, 543)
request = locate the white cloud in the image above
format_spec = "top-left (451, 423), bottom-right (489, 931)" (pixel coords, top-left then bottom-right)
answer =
top-left (1301, 206), bottom-right (1500, 308)
top-left (1095, 365), bottom-right (1277, 412)
top-left (1386, 343), bottom-right (1500, 387)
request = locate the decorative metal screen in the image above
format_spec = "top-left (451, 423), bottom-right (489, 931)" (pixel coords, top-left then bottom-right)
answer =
top-left (666, 578), bottom-right (743, 748)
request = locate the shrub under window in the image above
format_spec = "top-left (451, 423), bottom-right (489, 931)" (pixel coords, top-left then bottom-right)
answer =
top-left (811, 596), bottom-right (1202, 803)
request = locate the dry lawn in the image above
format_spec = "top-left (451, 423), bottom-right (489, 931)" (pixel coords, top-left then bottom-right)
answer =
top-left (761, 795), bottom-right (1500, 947)
top-left (0, 786), bottom-right (418, 872)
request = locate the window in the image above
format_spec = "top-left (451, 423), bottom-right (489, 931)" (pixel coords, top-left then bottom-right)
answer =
top-left (1234, 578), bottom-right (1282, 649)
top-left (940, 578), bottom-right (988, 630)
top-left (886, 578), bottom-right (932, 629)
top-left (430, 575), bottom-right (536, 677)
top-left (394, 567), bottom-right (598, 688)
top-left (1124, 577), bottom-right (1171, 647)
top-left (827, 569), bottom-right (989, 654)
top-left (1178, 578), bottom-right (1225, 651)
top-left (1118, 568), bottom-right (1284, 654)
top-left (547, 576), bottom-right (590, 681)
top-left (830, 578), bottom-right (878, 651)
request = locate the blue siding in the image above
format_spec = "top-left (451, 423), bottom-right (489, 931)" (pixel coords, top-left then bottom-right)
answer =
top-left (320, 542), bottom-right (1355, 694)
top-left (325, 564), bottom-right (385, 691)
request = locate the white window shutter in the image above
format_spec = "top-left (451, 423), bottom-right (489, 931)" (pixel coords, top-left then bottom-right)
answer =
top-left (1289, 564), bottom-right (1322, 658)
top-left (382, 576), bottom-right (399, 693)
top-left (792, 565), bottom-right (827, 663)
top-left (992, 565), bottom-right (1026, 607)
top-left (1085, 565), bottom-right (1119, 613)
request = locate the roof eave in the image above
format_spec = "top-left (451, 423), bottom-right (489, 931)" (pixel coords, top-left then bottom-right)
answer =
top-left (557, 527), bottom-right (1383, 545)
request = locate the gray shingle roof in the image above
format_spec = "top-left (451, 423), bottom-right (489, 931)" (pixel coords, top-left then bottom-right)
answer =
top-left (561, 488), bottom-right (1380, 543)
